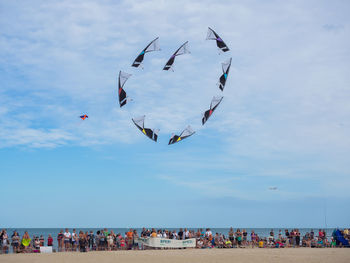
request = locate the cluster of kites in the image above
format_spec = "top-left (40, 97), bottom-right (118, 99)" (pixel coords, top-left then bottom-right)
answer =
top-left (82, 27), bottom-right (232, 145)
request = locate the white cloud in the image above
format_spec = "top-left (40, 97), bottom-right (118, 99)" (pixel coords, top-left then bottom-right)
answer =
top-left (0, 0), bottom-right (349, 187)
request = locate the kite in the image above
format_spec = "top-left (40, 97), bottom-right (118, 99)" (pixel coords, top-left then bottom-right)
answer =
top-left (80, 115), bottom-right (88, 120)
top-left (202, 96), bottom-right (223, 125)
top-left (218, 58), bottom-right (232, 91)
top-left (168, 125), bottom-right (195, 145)
top-left (132, 37), bottom-right (160, 68)
top-left (118, 29), bottom-right (232, 145)
top-left (118, 71), bottom-right (132, 107)
top-left (132, 115), bottom-right (159, 142)
top-left (163, 41), bottom-right (190, 71)
top-left (206, 27), bottom-right (229, 52)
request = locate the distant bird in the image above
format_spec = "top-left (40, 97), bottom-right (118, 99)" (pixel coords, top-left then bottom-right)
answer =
top-left (269, 187), bottom-right (278, 190)
top-left (80, 115), bottom-right (88, 120)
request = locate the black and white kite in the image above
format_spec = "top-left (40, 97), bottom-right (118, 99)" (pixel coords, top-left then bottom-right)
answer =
top-left (168, 125), bottom-right (195, 145)
top-left (118, 71), bottom-right (132, 107)
top-left (202, 96), bottom-right (223, 125)
top-left (163, 41), bottom-right (190, 71)
top-left (132, 115), bottom-right (159, 142)
top-left (218, 58), bottom-right (232, 91)
top-left (132, 37), bottom-right (160, 68)
top-left (206, 27), bottom-right (229, 52)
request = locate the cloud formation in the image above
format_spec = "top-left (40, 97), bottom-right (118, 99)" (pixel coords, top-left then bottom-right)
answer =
top-left (1, 0), bottom-right (349, 199)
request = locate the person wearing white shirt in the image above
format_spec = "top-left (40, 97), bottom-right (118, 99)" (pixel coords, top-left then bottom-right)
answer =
top-left (71, 229), bottom-right (78, 251)
top-left (172, 231), bottom-right (178, 240)
top-left (63, 229), bottom-right (71, 251)
top-left (184, 228), bottom-right (189, 239)
top-left (205, 228), bottom-right (212, 238)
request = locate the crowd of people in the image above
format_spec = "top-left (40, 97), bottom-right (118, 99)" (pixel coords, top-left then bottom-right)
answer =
top-left (195, 228), bottom-right (350, 249)
top-left (0, 228), bottom-right (349, 254)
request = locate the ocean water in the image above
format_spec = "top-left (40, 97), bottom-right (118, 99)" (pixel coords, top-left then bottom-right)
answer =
top-left (2, 227), bottom-right (336, 251)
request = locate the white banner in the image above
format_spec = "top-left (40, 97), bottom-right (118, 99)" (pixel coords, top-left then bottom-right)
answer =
top-left (136, 237), bottom-right (196, 248)
top-left (40, 246), bottom-right (53, 253)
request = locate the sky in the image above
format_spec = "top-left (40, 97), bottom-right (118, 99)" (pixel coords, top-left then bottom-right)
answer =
top-left (0, 0), bottom-right (349, 228)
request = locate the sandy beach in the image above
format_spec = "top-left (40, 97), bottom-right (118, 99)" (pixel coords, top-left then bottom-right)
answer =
top-left (1, 248), bottom-right (350, 263)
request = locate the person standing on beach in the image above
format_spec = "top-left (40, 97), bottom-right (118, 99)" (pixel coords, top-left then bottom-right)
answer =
top-left (172, 230), bottom-right (178, 239)
top-left (126, 229), bottom-right (133, 250)
top-left (178, 228), bottom-right (184, 240)
top-left (104, 228), bottom-right (109, 250)
top-left (205, 228), bottom-right (212, 239)
top-left (100, 230), bottom-right (107, 250)
top-left (319, 229), bottom-right (325, 240)
top-left (0, 229), bottom-right (3, 250)
top-left (235, 229), bottom-right (242, 248)
top-left (84, 232), bottom-right (89, 251)
top-left (57, 230), bottom-right (64, 252)
top-left (169, 230), bottom-right (174, 239)
top-left (88, 231), bottom-right (94, 251)
top-left (291, 229), bottom-right (296, 247)
top-left (133, 230), bottom-right (139, 250)
top-left (184, 228), bottom-right (190, 239)
top-left (39, 235), bottom-right (44, 246)
top-left (114, 234), bottom-right (120, 250)
top-left (63, 228), bottom-right (71, 251)
top-left (95, 231), bottom-right (101, 250)
top-left (1, 230), bottom-right (9, 254)
top-left (11, 231), bottom-right (20, 253)
top-left (296, 229), bottom-right (301, 247)
top-left (231, 229), bottom-right (237, 247)
top-left (284, 229), bottom-right (290, 247)
top-left (12, 231), bottom-right (20, 253)
top-left (71, 229), bottom-right (78, 251)
top-left (78, 231), bottom-right (87, 252)
top-left (269, 229), bottom-right (274, 242)
top-left (195, 229), bottom-right (201, 239)
top-left (151, 229), bottom-right (157, 238)
top-left (120, 236), bottom-right (126, 250)
top-left (107, 234), bottom-right (113, 251)
top-left (47, 234), bottom-right (53, 247)
top-left (0, 230), bottom-right (4, 251)
top-left (141, 228), bottom-right (147, 237)
top-left (278, 230), bottom-right (283, 240)
top-left (242, 229), bottom-right (248, 246)
top-left (251, 230), bottom-right (257, 248)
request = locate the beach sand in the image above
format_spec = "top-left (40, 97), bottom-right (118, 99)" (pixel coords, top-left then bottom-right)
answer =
top-left (1, 248), bottom-right (350, 263)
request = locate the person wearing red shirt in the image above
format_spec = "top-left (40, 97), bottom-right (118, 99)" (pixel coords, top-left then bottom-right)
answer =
top-left (48, 234), bottom-right (53, 246)
top-left (319, 229), bottom-right (324, 240)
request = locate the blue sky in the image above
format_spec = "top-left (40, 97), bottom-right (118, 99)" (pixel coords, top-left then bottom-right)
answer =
top-left (1, 0), bottom-right (349, 228)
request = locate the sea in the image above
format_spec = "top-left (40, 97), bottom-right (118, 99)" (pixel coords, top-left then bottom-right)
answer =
top-left (2, 227), bottom-right (337, 251)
